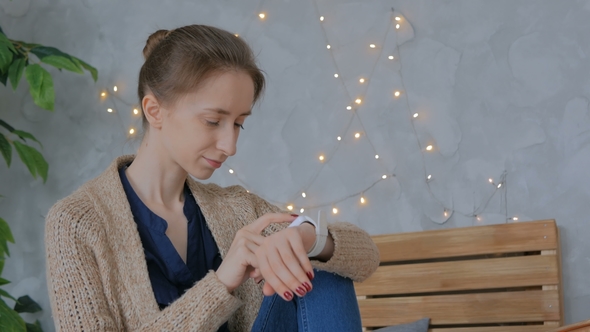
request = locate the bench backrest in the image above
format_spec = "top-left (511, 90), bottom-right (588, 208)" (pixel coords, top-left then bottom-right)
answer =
top-left (355, 220), bottom-right (564, 332)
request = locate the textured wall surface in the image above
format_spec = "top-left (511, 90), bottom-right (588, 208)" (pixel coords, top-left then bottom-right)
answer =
top-left (1, 0), bottom-right (589, 329)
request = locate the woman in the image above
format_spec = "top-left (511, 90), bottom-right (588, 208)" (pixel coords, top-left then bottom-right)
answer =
top-left (45, 24), bottom-right (380, 332)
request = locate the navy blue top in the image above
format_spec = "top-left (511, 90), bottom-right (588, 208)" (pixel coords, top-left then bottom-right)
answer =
top-left (119, 165), bottom-right (229, 332)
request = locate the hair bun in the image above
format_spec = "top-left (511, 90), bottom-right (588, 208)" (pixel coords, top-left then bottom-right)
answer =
top-left (143, 29), bottom-right (172, 60)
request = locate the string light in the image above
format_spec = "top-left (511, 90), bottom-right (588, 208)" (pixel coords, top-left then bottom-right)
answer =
top-left (100, 91), bottom-right (107, 98)
top-left (359, 78), bottom-right (365, 83)
top-left (512, 217), bottom-right (519, 221)
top-left (354, 132), bottom-right (361, 138)
top-left (337, 136), bottom-right (342, 141)
top-left (476, 215), bottom-right (482, 221)
top-left (355, 98), bottom-right (362, 104)
top-left (394, 91), bottom-right (401, 97)
top-left (395, 23), bottom-right (401, 29)
top-left (388, 55), bottom-right (394, 60)
top-left (375, 154), bottom-right (379, 159)
top-left (360, 196), bottom-right (366, 204)
top-left (332, 207), bottom-right (338, 214)
top-left (258, 13), bottom-right (266, 19)
top-left (395, 16), bottom-right (401, 21)
top-left (427, 174), bottom-right (432, 181)
top-left (235, 34), bottom-right (239, 37)
top-left (489, 178), bottom-right (494, 183)
top-left (128, 128), bottom-right (135, 135)
top-left (413, 113), bottom-right (419, 118)
top-left (334, 73), bottom-right (339, 78)
top-left (426, 145), bottom-right (433, 151)
top-left (326, 44), bottom-right (331, 49)
top-left (107, 108), bottom-right (113, 113)
top-left (229, 169), bottom-right (234, 174)
top-left (300, 208), bottom-right (305, 213)
top-left (301, 192), bottom-right (307, 198)
top-left (287, 205), bottom-right (294, 211)
top-left (113, 86), bottom-right (118, 92)
top-left (369, 44), bottom-right (376, 49)
top-left (382, 174), bottom-right (388, 179)
top-left (444, 210), bottom-right (449, 217)
top-left (497, 183), bottom-right (502, 188)
top-left (346, 106), bottom-right (352, 110)
top-left (320, 16), bottom-right (324, 21)
top-left (133, 108), bottom-right (139, 115)
top-left (319, 155), bottom-right (325, 161)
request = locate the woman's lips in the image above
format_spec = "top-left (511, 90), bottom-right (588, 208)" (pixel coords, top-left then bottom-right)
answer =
top-left (204, 157), bottom-right (222, 168)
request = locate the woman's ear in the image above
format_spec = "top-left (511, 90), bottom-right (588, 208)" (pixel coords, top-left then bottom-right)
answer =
top-left (142, 94), bottom-right (164, 130)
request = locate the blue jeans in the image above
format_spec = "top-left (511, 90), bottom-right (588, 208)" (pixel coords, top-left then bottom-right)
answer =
top-left (250, 269), bottom-right (362, 332)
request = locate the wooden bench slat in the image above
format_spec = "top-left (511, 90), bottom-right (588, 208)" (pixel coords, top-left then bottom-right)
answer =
top-left (374, 220), bottom-right (557, 263)
top-left (358, 290), bottom-right (559, 327)
top-left (428, 327), bottom-right (554, 332)
top-left (355, 254), bottom-right (558, 296)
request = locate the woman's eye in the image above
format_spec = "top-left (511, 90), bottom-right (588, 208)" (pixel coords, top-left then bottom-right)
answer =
top-left (206, 120), bottom-right (220, 127)
top-left (235, 123), bottom-right (245, 130)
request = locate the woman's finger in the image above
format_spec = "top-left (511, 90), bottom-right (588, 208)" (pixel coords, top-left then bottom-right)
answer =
top-left (288, 234), bottom-right (315, 282)
top-left (246, 213), bottom-right (297, 234)
top-left (277, 240), bottom-right (313, 295)
top-left (257, 248), bottom-right (293, 300)
top-left (265, 246), bottom-right (308, 299)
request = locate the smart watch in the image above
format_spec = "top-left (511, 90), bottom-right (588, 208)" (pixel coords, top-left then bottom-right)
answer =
top-left (288, 211), bottom-right (328, 258)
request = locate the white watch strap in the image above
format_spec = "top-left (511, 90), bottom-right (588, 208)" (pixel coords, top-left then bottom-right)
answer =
top-left (288, 212), bottom-right (328, 257)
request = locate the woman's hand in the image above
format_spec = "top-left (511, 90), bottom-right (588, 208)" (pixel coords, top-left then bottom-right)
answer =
top-left (255, 223), bottom-right (316, 301)
top-left (215, 213), bottom-right (296, 293)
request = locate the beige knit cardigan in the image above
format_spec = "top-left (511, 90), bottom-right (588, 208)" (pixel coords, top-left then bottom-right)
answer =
top-left (45, 155), bottom-right (380, 331)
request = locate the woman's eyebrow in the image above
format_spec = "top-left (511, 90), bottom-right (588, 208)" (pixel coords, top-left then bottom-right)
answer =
top-left (204, 108), bottom-right (252, 116)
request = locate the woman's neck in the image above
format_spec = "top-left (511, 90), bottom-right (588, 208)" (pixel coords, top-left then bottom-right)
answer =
top-left (125, 135), bottom-right (188, 208)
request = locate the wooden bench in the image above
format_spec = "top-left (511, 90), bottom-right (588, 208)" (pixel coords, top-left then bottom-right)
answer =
top-left (355, 219), bottom-right (565, 331)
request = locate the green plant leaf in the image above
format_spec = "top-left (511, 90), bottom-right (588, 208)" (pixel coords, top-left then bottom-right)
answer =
top-left (13, 141), bottom-right (48, 182)
top-left (14, 295), bottom-right (42, 314)
top-left (0, 119), bottom-right (15, 132)
top-left (8, 57), bottom-right (25, 90)
top-left (0, 258), bottom-right (4, 275)
top-left (0, 45), bottom-right (13, 74)
top-left (71, 57), bottom-right (98, 82)
top-left (0, 288), bottom-right (16, 301)
top-left (26, 320), bottom-right (43, 332)
top-left (0, 31), bottom-right (16, 53)
top-left (0, 217), bottom-right (14, 244)
top-left (29, 46), bottom-right (71, 60)
top-left (0, 70), bottom-right (7, 86)
top-left (12, 130), bottom-right (42, 148)
top-left (41, 55), bottom-right (83, 74)
top-left (0, 297), bottom-right (26, 332)
top-left (0, 278), bottom-right (9, 286)
top-left (25, 64), bottom-right (54, 111)
top-left (0, 133), bottom-right (11, 167)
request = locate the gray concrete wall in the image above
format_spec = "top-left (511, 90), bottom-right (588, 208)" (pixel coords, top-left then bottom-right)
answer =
top-left (1, 0), bottom-right (589, 329)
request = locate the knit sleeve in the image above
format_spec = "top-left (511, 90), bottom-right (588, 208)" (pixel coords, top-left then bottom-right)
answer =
top-left (246, 190), bottom-right (380, 282)
top-left (45, 198), bottom-right (241, 332)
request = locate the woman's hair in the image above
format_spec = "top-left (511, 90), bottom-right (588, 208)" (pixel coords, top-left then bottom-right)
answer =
top-left (138, 25), bottom-right (265, 130)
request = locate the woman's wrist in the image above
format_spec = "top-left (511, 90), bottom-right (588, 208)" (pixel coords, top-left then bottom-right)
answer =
top-left (296, 222), bottom-right (317, 253)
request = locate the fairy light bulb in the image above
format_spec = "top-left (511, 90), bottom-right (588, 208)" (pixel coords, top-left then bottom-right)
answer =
top-left (334, 73), bottom-right (339, 78)
top-left (355, 98), bottom-right (362, 104)
top-left (396, 23), bottom-right (401, 29)
top-left (133, 108), bottom-right (139, 115)
top-left (369, 44), bottom-right (376, 49)
top-left (113, 86), bottom-right (118, 92)
top-left (302, 192), bottom-right (307, 198)
top-left (129, 128), bottom-right (135, 135)
top-left (489, 178), bottom-right (494, 183)
top-left (100, 91), bottom-right (107, 97)
top-left (444, 210), bottom-right (449, 217)
top-left (360, 196), bottom-right (366, 204)
top-left (382, 174), bottom-right (388, 179)
top-left (512, 217), bottom-right (519, 221)
top-left (394, 91), bottom-right (401, 97)
top-left (427, 174), bottom-right (432, 181)
top-left (346, 106), bottom-right (352, 110)
top-left (337, 136), bottom-right (342, 141)
top-left (413, 113), bottom-right (419, 118)
top-left (359, 78), bottom-right (365, 83)
top-left (388, 55), bottom-right (394, 60)
top-left (395, 16), bottom-right (401, 21)
top-left (235, 34), bottom-right (239, 37)
top-left (375, 154), bottom-right (379, 159)
top-left (326, 44), bottom-right (331, 49)
top-left (477, 215), bottom-right (482, 221)
top-left (320, 16), bottom-right (324, 21)
top-left (332, 207), bottom-right (338, 214)
top-left (354, 132), bottom-right (361, 138)
top-left (287, 205), bottom-right (294, 211)
top-left (229, 169), bottom-right (234, 174)
top-left (300, 208), bottom-right (305, 213)
top-left (319, 155), bottom-right (325, 161)
top-left (259, 13), bottom-right (266, 19)
top-left (107, 108), bottom-right (113, 113)
top-left (497, 183), bottom-right (502, 188)
top-left (426, 145), bottom-right (433, 151)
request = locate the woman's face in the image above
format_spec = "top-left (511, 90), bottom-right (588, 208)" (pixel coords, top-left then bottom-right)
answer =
top-left (159, 70), bottom-right (255, 180)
